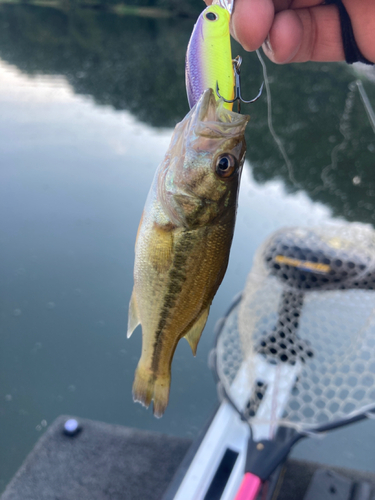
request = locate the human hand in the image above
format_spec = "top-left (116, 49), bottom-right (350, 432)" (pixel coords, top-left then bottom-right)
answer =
top-left (204, 0), bottom-right (375, 64)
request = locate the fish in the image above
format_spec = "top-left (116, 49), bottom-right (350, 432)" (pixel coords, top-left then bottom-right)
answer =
top-left (185, 4), bottom-right (234, 110)
top-left (127, 88), bottom-right (249, 417)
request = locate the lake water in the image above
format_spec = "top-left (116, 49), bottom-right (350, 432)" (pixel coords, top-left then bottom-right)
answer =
top-left (1, 3), bottom-right (375, 493)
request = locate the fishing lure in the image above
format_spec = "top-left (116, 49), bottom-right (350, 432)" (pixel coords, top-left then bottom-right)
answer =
top-left (185, 4), bottom-right (235, 110)
top-left (186, 3), bottom-right (263, 113)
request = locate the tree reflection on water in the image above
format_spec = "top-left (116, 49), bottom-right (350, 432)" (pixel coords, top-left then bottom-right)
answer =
top-left (0, 2), bottom-right (374, 224)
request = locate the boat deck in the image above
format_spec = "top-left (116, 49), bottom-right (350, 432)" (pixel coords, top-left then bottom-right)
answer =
top-left (2, 415), bottom-right (375, 500)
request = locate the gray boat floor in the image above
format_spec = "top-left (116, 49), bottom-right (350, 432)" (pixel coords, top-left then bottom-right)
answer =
top-left (2, 415), bottom-right (375, 500)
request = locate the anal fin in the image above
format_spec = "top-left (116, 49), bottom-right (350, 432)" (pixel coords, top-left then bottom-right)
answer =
top-left (127, 291), bottom-right (140, 338)
top-left (183, 307), bottom-right (210, 356)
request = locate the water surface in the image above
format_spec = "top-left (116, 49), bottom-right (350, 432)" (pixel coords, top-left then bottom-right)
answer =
top-left (1, 4), bottom-right (375, 492)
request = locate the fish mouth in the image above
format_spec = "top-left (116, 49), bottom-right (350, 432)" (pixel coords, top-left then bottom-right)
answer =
top-left (193, 88), bottom-right (250, 139)
top-left (197, 88), bottom-right (219, 123)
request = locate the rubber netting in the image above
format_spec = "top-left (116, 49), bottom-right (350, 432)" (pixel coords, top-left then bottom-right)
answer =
top-left (217, 223), bottom-right (375, 431)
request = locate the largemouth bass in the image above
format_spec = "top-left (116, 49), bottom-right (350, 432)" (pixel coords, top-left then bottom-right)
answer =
top-left (128, 88), bottom-right (249, 417)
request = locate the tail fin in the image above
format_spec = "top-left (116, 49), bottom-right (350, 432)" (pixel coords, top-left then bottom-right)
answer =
top-left (153, 378), bottom-right (171, 418)
top-left (132, 364), bottom-right (171, 418)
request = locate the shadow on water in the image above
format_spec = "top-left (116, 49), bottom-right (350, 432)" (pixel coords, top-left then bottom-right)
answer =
top-left (0, 2), bottom-right (375, 226)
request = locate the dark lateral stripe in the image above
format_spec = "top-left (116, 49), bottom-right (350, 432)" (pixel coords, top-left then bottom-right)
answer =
top-left (151, 230), bottom-right (196, 373)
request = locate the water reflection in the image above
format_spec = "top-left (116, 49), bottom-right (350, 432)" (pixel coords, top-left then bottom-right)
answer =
top-left (0, 4), bottom-right (374, 223)
top-left (0, 4), bottom-right (191, 126)
top-left (1, 3), bottom-right (375, 493)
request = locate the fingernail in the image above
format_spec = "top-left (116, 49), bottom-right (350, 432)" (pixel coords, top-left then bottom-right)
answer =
top-left (263, 35), bottom-right (273, 55)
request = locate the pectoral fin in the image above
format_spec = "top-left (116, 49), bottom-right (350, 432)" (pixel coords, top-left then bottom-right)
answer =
top-left (183, 307), bottom-right (210, 356)
top-left (149, 224), bottom-right (174, 273)
top-left (127, 291), bottom-right (140, 338)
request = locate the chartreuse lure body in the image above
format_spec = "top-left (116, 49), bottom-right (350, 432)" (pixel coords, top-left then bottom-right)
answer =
top-left (185, 4), bottom-right (234, 110)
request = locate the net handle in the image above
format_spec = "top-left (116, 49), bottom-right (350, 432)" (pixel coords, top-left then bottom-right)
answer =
top-left (234, 473), bottom-right (262, 500)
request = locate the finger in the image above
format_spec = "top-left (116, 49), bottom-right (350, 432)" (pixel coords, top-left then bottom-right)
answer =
top-left (231, 0), bottom-right (275, 51)
top-left (273, 0), bottom-right (323, 12)
top-left (262, 10), bottom-right (304, 62)
top-left (262, 5), bottom-right (345, 63)
top-left (204, 0), bottom-right (323, 9)
top-left (346, 0), bottom-right (375, 63)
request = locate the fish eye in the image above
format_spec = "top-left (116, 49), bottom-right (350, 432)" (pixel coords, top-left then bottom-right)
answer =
top-left (215, 154), bottom-right (238, 179)
top-left (205, 12), bottom-right (218, 21)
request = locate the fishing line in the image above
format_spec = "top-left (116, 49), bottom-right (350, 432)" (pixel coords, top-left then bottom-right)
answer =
top-left (317, 80), bottom-right (356, 196)
top-left (255, 49), bottom-right (300, 189)
top-left (255, 52), bottom-right (375, 199)
top-left (316, 78), bottom-right (375, 198)
top-left (356, 79), bottom-right (375, 135)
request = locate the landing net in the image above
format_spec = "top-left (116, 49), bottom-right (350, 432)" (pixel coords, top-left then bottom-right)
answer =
top-left (216, 224), bottom-right (375, 434)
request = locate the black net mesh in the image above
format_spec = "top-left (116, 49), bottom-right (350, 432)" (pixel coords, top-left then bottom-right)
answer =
top-left (216, 224), bottom-right (375, 432)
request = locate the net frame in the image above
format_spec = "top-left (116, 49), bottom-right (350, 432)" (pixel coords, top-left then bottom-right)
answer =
top-left (213, 224), bottom-right (375, 438)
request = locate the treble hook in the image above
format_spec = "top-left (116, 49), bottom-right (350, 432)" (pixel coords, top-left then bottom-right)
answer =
top-left (216, 55), bottom-right (264, 113)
